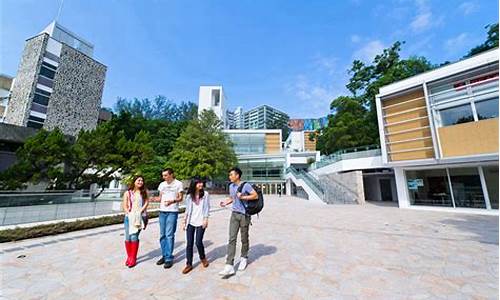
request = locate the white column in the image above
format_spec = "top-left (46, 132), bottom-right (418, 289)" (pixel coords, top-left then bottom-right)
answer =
top-left (394, 167), bottom-right (410, 208)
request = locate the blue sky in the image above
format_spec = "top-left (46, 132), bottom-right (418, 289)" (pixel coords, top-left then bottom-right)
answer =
top-left (1, 0), bottom-right (497, 118)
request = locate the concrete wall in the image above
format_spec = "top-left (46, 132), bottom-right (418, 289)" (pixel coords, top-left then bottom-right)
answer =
top-left (319, 171), bottom-right (365, 204)
top-left (5, 34), bottom-right (48, 126)
top-left (312, 154), bottom-right (384, 175)
top-left (44, 44), bottom-right (106, 135)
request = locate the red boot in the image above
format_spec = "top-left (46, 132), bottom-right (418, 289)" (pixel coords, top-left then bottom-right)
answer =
top-left (128, 241), bottom-right (139, 268)
top-left (125, 241), bottom-right (132, 266)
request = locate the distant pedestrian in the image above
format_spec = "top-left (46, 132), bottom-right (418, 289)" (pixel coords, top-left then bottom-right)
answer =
top-left (156, 168), bottom-right (184, 269)
top-left (181, 177), bottom-right (210, 274)
top-left (123, 175), bottom-right (149, 268)
top-left (218, 167), bottom-right (258, 277)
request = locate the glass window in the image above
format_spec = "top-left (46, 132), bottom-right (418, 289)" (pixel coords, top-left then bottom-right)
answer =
top-left (33, 93), bottom-right (50, 106)
top-left (28, 115), bottom-right (45, 123)
top-left (439, 104), bottom-right (474, 126)
top-left (40, 66), bottom-right (56, 79)
top-left (37, 76), bottom-right (54, 88)
top-left (31, 103), bottom-right (47, 114)
top-left (406, 169), bottom-right (453, 206)
top-left (483, 165), bottom-right (499, 209)
top-left (212, 89), bottom-right (220, 106)
top-left (475, 98), bottom-right (499, 120)
top-left (27, 121), bottom-right (43, 129)
top-left (449, 167), bottom-right (485, 209)
top-left (406, 169), bottom-right (453, 207)
top-left (42, 61), bottom-right (57, 71)
top-left (44, 51), bottom-right (60, 62)
top-left (35, 88), bottom-right (51, 97)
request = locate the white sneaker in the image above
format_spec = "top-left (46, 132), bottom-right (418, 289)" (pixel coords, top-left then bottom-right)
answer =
top-left (238, 257), bottom-right (247, 271)
top-left (218, 264), bottom-right (235, 276)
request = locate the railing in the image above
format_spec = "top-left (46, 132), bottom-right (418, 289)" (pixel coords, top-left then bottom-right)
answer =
top-left (311, 145), bottom-right (381, 169)
top-left (0, 189), bottom-right (160, 226)
top-left (286, 167), bottom-right (324, 200)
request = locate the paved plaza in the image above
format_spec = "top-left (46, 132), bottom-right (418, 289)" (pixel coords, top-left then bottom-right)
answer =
top-left (0, 195), bottom-right (498, 299)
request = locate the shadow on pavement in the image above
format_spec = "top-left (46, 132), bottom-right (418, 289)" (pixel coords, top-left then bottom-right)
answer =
top-left (440, 215), bottom-right (499, 245)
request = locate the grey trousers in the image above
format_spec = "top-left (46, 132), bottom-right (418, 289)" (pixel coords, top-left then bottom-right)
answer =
top-left (226, 211), bottom-right (251, 265)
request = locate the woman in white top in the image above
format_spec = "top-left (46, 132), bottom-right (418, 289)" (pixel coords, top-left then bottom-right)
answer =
top-left (122, 175), bottom-right (149, 268)
top-left (181, 177), bottom-right (210, 274)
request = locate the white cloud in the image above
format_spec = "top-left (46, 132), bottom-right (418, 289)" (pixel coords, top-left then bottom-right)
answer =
top-left (351, 34), bottom-right (361, 43)
top-left (410, 0), bottom-right (444, 33)
top-left (285, 74), bottom-right (345, 118)
top-left (410, 12), bottom-right (432, 32)
top-left (444, 33), bottom-right (473, 56)
top-left (312, 55), bottom-right (339, 75)
top-left (458, 2), bottom-right (479, 15)
top-left (353, 40), bottom-right (387, 63)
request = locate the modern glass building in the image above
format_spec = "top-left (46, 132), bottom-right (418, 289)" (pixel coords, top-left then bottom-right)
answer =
top-left (224, 129), bottom-right (286, 194)
top-left (376, 49), bottom-right (498, 212)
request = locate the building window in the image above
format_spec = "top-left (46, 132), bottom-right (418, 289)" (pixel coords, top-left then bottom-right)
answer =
top-left (439, 104), bottom-right (474, 126)
top-left (40, 66), bottom-right (56, 80)
top-left (37, 76), bottom-right (54, 88)
top-left (27, 120), bottom-right (43, 129)
top-left (44, 52), bottom-right (60, 62)
top-left (33, 93), bottom-right (50, 106)
top-left (35, 88), bottom-right (51, 97)
top-left (475, 98), bottom-right (499, 120)
top-left (406, 169), bottom-right (453, 207)
top-left (449, 167), bottom-right (486, 209)
top-left (212, 89), bottom-right (220, 107)
top-left (483, 165), bottom-right (499, 209)
top-left (429, 64), bottom-right (499, 127)
top-left (28, 115), bottom-right (45, 123)
top-left (31, 102), bottom-right (48, 114)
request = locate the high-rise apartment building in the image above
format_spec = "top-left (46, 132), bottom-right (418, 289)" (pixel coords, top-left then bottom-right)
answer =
top-left (4, 21), bottom-right (107, 136)
top-left (242, 105), bottom-right (289, 129)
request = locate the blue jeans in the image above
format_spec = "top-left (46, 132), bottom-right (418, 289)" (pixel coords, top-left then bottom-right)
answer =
top-left (159, 211), bottom-right (178, 262)
top-left (124, 216), bottom-right (140, 241)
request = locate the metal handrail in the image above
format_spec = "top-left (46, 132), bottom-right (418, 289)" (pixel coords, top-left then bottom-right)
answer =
top-left (286, 167), bottom-right (324, 198)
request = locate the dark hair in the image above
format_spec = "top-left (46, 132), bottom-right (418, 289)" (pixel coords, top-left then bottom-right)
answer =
top-left (188, 177), bottom-right (205, 200)
top-left (229, 167), bottom-right (242, 178)
top-left (162, 168), bottom-right (174, 175)
top-left (128, 175), bottom-right (148, 200)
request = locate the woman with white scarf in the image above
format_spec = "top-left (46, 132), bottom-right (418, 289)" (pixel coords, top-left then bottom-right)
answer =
top-left (122, 175), bottom-right (149, 268)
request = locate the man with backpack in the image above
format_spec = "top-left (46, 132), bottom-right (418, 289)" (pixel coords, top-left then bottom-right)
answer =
top-left (218, 167), bottom-right (259, 277)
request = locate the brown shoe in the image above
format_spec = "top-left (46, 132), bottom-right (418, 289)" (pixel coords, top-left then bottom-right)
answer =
top-left (182, 264), bottom-right (193, 274)
top-left (201, 258), bottom-right (209, 268)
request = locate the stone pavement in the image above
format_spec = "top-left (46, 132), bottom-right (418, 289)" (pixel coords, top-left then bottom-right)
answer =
top-left (0, 195), bottom-right (498, 299)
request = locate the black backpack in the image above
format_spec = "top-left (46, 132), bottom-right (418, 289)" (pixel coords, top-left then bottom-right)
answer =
top-left (237, 182), bottom-right (264, 215)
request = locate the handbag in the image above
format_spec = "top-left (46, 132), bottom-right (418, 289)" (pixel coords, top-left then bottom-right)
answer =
top-left (142, 212), bottom-right (149, 229)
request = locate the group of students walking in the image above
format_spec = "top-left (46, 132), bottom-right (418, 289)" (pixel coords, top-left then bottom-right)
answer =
top-left (122, 167), bottom-right (258, 276)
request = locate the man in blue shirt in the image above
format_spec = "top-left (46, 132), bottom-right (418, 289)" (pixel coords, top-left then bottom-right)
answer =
top-left (219, 167), bottom-right (258, 276)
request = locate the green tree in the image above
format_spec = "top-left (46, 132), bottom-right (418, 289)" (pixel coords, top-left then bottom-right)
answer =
top-left (114, 95), bottom-right (198, 121)
top-left (167, 110), bottom-right (237, 180)
top-left (0, 125), bottom-right (155, 193)
top-left (465, 23), bottom-right (499, 57)
top-left (0, 129), bottom-right (71, 190)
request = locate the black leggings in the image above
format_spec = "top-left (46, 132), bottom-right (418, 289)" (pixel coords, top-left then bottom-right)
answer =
top-left (186, 224), bottom-right (206, 265)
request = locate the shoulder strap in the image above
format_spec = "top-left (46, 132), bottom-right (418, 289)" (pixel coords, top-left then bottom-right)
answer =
top-left (128, 190), bottom-right (133, 212)
top-left (237, 182), bottom-right (247, 193)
